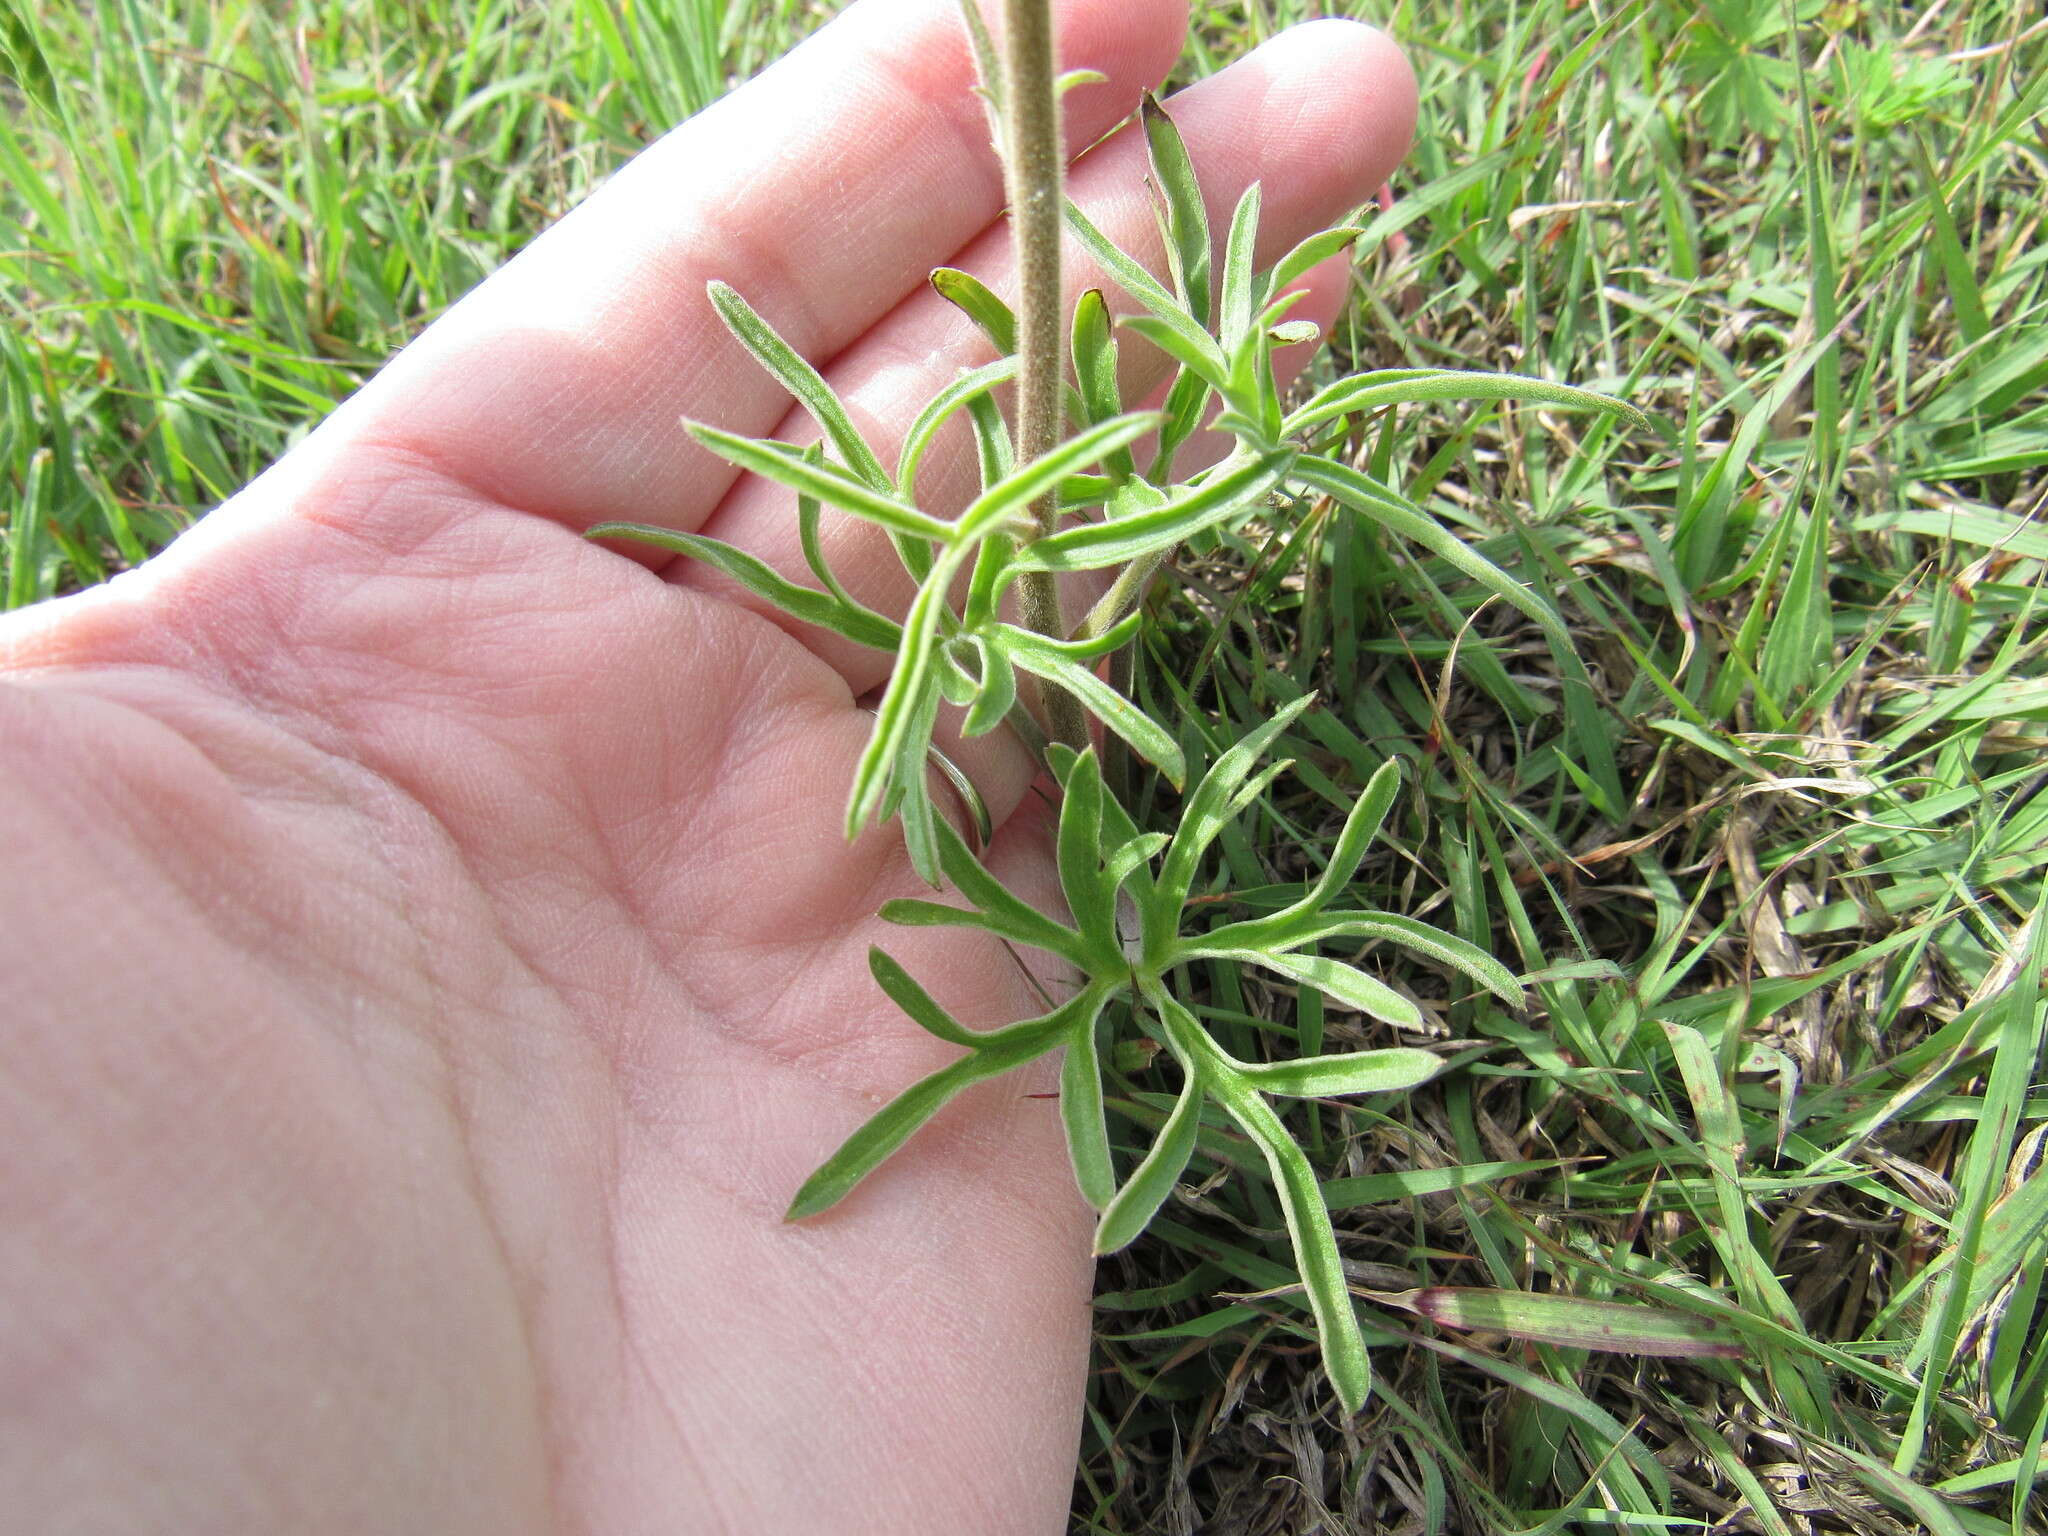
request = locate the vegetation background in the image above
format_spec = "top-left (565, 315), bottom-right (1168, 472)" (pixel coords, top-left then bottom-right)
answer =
top-left (4, 0), bottom-right (2044, 1529)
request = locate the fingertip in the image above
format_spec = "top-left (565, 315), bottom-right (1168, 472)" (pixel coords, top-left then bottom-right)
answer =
top-left (1228, 19), bottom-right (1419, 218)
top-left (1053, 0), bottom-right (1190, 141)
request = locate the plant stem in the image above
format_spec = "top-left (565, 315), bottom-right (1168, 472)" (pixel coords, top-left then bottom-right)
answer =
top-left (998, 0), bottom-right (1088, 751)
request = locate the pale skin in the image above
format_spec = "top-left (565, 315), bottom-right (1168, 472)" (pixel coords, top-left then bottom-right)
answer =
top-left (0, 0), bottom-right (1414, 1528)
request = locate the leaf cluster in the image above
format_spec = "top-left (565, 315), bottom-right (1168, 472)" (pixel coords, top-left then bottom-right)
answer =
top-left (790, 701), bottom-right (1526, 1412)
top-left (588, 94), bottom-right (1640, 1413)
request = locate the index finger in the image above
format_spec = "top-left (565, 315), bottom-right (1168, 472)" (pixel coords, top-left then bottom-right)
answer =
top-left (318, 0), bottom-right (1187, 534)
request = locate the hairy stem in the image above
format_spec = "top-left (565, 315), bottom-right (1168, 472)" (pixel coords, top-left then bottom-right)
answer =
top-left (997, 0), bottom-right (1088, 751)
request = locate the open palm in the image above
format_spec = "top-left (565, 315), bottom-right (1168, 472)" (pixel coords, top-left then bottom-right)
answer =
top-left (0, 0), bottom-right (1413, 1528)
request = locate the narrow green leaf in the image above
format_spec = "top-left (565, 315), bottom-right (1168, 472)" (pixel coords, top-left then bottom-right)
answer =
top-left (1069, 290), bottom-right (1133, 479)
top-left (707, 281), bottom-right (890, 490)
top-left (1232, 950), bottom-right (1423, 1029)
top-left (585, 522), bottom-right (901, 652)
top-left (897, 357), bottom-right (1018, 503)
top-left (955, 411), bottom-right (1161, 546)
top-left (1118, 312), bottom-right (1228, 390)
top-left (1095, 1073), bottom-right (1205, 1254)
top-left (1063, 197), bottom-right (1226, 372)
top-left (787, 1045), bottom-right (1035, 1220)
top-left (1062, 1015), bottom-right (1115, 1210)
top-left (960, 636), bottom-right (1018, 738)
top-left (1055, 747), bottom-right (1114, 946)
top-left (1284, 368), bottom-right (1649, 439)
top-left (1155, 695), bottom-right (1317, 919)
top-left (1218, 181), bottom-right (1262, 351)
top-left (1381, 1287), bottom-right (1744, 1358)
top-left (1002, 632), bottom-right (1187, 786)
top-left (1262, 224), bottom-right (1363, 304)
top-left (892, 683), bottom-right (945, 883)
top-left (684, 421), bottom-right (953, 543)
top-left (1301, 758), bottom-right (1400, 914)
top-left (930, 265), bottom-right (1017, 357)
top-left (1140, 93), bottom-right (1211, 327)
top-left (935, 809), bottom-right (1088, 959)
top-left (868, 946), bottom-right (980, 1047)
top-left (1105, 832), bottom-right (1169, 887)
top-left (1200, 1036), bottom-right (1373, 1413)
top-left (1232, 1047), bottom-right (1443, 1098)
top-left (1008, 450), bottom-right (1291, 573)
top-left (1189, 911), bottom-right (1525, 1008)
top-left (793, 445), bottom-right (864, 612)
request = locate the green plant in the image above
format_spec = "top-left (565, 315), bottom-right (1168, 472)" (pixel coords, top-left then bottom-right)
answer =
top-left (590, 5), bottom-right (1643, 1413)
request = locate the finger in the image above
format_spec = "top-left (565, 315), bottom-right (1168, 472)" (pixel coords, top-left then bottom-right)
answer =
top-left (683, 20), bottom-right (1418, 691)
top-left (296, 0), bottom-right (1187, 539)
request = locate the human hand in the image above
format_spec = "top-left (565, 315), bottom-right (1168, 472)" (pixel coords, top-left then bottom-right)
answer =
top-left (0, 0), bottom-right (1413, 1527)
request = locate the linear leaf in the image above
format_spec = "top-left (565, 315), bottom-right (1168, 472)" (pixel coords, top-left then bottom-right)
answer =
top-left (1055, 746), bottom-right (1115, 949)
top-left (1002, 632), bottom-right (1187, 787)
top-left (955, 411), bottom-right (1161, 545)
top-left (1063, 197), bottom-right (1225, 372)
top-left (1218, 181), bottom-right (1262, 352)
top-left (707, 281), bottom-right (890, 490)
top-left (930, 265), bottom-right (1016, 356)
top-left (684, 421), bottom-right (953, 543)
top-left (585, 522), bottom-right (900, 652)
top-left (1118, 312), bottom-right (1228, 390)
top-left (1156, 695), bottom-right (1317, 918)
top-left (1069, 289), bottom-right (1133, 474)
top-left (1285, 367), bottom-right (1649, 439)
top-left (1190, 911), bottom-right (1524, 1007)
top-left (1095, 1073), bottom-right (1204, 1254)
top-left (1008, 450), bottom-right (1291, 573)
top-left (897, 357), bottom-right (1018, 502)
top-left (960, 636), bottom-right (1018, 738)
top-left (786, 1037), bottom-right (1045, 1220)
top-left (1062, 1012), bottom-right (1115, 1210)
top-left (1232, 1046), bottom-right (1443, 1098)
top-left (1229, 949), bottom-right (1424, 1029)
top-left (867, 946), bottom-right (980, 1047)
top-left (1262, 224), bottom-right (1364, 303)
top-left (1141, 93), bottom-right (1211, 327)
top-left (1206, 1047), bottom-right (1373, 1413)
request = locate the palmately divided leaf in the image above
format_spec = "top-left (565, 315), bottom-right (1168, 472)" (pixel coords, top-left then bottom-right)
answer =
top-left (707, 282), bottom-right (891, 490)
